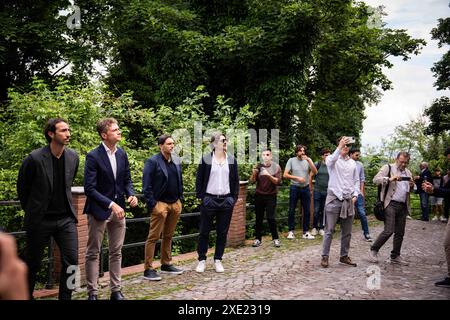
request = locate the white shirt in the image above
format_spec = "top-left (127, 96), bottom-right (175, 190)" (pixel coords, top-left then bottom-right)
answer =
top-left (102, 142), bottom-right (117, 180)
top-left (391, 167), bottom-right (409, 203)
top-left (206, 153), bottom-right (230, 195)
top-left (326, 147), bottom-right (360, 200)
top-left (102, 142), bottom-right (117, 209)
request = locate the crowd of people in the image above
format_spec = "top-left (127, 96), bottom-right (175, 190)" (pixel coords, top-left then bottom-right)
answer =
top-left (0, 118), bottom-right (449, 300)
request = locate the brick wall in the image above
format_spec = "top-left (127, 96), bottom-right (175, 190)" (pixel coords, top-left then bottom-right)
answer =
top-left (226, 181), bottom-right (248, 247)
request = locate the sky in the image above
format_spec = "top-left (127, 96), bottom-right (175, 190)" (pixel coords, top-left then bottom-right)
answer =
top-left (361, 0), bottom-right (450, 150)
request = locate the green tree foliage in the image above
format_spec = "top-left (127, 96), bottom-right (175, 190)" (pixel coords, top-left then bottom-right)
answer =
top-left (431, 17), bottom-right (450, 91)
top-left (106, 0), bottom-right (425, 155)
top-left (307, 2), bottom-right (425, 155)
top-left (0, 0), bottom-right (109, 101)
top-left (424, 96), bottom-right (450, 136)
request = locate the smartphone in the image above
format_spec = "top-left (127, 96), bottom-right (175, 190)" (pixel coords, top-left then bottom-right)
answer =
top-left (400, 176), bottom-right (411, 181)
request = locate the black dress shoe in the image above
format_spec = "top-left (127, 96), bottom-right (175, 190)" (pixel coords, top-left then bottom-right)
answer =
top-left (87, 294), bottom-right (98, 300)
top-left (110, 291), bottom-right (126, 300)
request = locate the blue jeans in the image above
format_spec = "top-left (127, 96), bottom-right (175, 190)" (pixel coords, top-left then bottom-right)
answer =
top-left (313, 190), bottom-right (327, 230)
top-left (420, 192), bottom-right (429, 221)
top-left (355, 194), bottom-right (369, 236)
top-left (288, 185), bottom-right (311, 233)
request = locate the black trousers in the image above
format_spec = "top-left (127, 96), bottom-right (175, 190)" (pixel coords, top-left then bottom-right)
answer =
top-left (197, 195), bottom-right (234, 261)
top-left (25, 215), bottom-right (78, 300)
top-left (254, 194), bottom-right (279, 241)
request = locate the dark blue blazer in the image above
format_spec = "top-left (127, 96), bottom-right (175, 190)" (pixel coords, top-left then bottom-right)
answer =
top-left (415, 168), bottom-right (433, 194)
top-left (142, 153), bottom-right (183, 211)
top-left (83, 144), bottom-right (135, 221)
top-left (195, 152), bottom-right (240, 201)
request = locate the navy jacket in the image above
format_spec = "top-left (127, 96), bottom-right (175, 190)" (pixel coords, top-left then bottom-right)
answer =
top-left (83, 144), bottom-right (135, 221)
top-left (195, 152), bottom-right (240, 201)
top-left (17, 146), bottom-right (79, 229)
top-left (415, 168), bottom-right (433, 193)
top-left (142, 153), bottom-right (183, 211)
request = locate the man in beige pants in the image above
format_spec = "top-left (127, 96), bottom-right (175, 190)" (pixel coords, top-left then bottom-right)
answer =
top-left (423, 147), bottom-right (450, 288)
top-left (142, 135), bottom-right (184, 281)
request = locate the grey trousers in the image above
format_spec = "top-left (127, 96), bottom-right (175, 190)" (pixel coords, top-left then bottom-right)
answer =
top-left (321, 198), bottom-right (355, 257)
top-left (371, 201), bottom-right (407, 259)
top-left (85, 213), bottom-right (126, 295)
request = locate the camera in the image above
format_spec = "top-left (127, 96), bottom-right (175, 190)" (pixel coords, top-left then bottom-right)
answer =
top-left (400, 176), bottom-right (411, 181)
top-left (347, 136), bottom-right (356, 144)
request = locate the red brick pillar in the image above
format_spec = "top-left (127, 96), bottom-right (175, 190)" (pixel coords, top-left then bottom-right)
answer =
top-left (226, 181), bottom-right (248, 247)
top-left (52, 187), bottom-right (88, 286)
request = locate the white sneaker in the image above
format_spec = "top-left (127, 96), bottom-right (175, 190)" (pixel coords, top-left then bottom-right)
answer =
top-left (406, 215), bottom-right (413, 220)
top-left (311, 228), bottom-right (318, 236)
top-left (214, 259), bottom-right (225, 273)
top-left (432, 216), bottom-right (438, 221)
top-left (252, 239), bottom-right (261, 247)
top-left (369, 250), bottom-right (379, 263)
top-left (319, 229), bottom-right (325, 236)
top-left (273, 239), bottom-right (281, 247)
top-left (302, 232), bottom-right (315, 240)
top-left (196, 260), bottom-right (206, 273)
top-left (440, 216), bottom-right (447, 222)
top-left (287, 231), bottom-right (295, 239)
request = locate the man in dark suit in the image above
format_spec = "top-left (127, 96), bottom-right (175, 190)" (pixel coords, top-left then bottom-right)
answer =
top-left (423, 147), bottom-right (450, 288)
top-left (17, 118), bottom-right (79, 300)
top-left (84, 118), bottom-right (138, 300)
top-left (195, 133), bottom-right (239, 273)
top-left (414, 162), bottom-right (433, 221)
top-left (142, 135), bottom-right (184, 281)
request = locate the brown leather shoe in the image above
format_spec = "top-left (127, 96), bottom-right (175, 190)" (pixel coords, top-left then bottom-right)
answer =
top-left (339, 256), bottom-right (357, 267)
top-left (321, 255), bottom-right (329, 268)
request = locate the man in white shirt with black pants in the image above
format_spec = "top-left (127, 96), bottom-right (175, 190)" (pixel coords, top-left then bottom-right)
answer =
top-left (320, 136), bottom-right (360, 268)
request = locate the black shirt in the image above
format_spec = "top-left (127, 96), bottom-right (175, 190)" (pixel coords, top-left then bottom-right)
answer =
top-left (159, 156), bottom-right (180, 204)
top-left (45, 153), bottom-right (70, 216)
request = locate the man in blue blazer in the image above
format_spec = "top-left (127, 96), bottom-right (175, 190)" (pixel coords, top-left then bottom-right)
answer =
top-left (195, 133), bottom-right (239, 273)
top-left (83, 118), bottom-right (138, 300)
top-left (142, 135), bottom-right (184, 281)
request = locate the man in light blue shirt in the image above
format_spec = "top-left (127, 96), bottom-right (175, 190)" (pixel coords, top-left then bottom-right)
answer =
top-left (349, 148), bottom-right (372, 242)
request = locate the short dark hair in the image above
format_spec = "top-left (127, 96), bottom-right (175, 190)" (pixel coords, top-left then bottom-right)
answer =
top-left (44, 118), bottom-right (67, 143)
top-left (158, 134), bottom-right (173, 145)
top-left (295, 144), bottom-right (306, 153)
top-left (349, 148), bottom-right (360, 155)
top-left (320, 148), bottom-right (331, 155)
top-left (96, 118), bottom-right (118, 138)
top-left (262, 148), bottom-right (272, 153)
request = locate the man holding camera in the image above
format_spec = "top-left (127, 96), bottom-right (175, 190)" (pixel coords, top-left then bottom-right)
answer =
top-left (369, 151), bottom-right (414, 265)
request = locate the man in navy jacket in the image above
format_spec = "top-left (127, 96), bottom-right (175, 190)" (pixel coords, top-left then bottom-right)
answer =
top-left (142, 135), bottom-right (184, 281)
top-left (83, 118), bottom-right (138, 300)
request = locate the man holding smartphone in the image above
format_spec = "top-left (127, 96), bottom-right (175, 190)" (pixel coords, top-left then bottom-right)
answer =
top-left (369, 151), bottom-right (414, 265)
